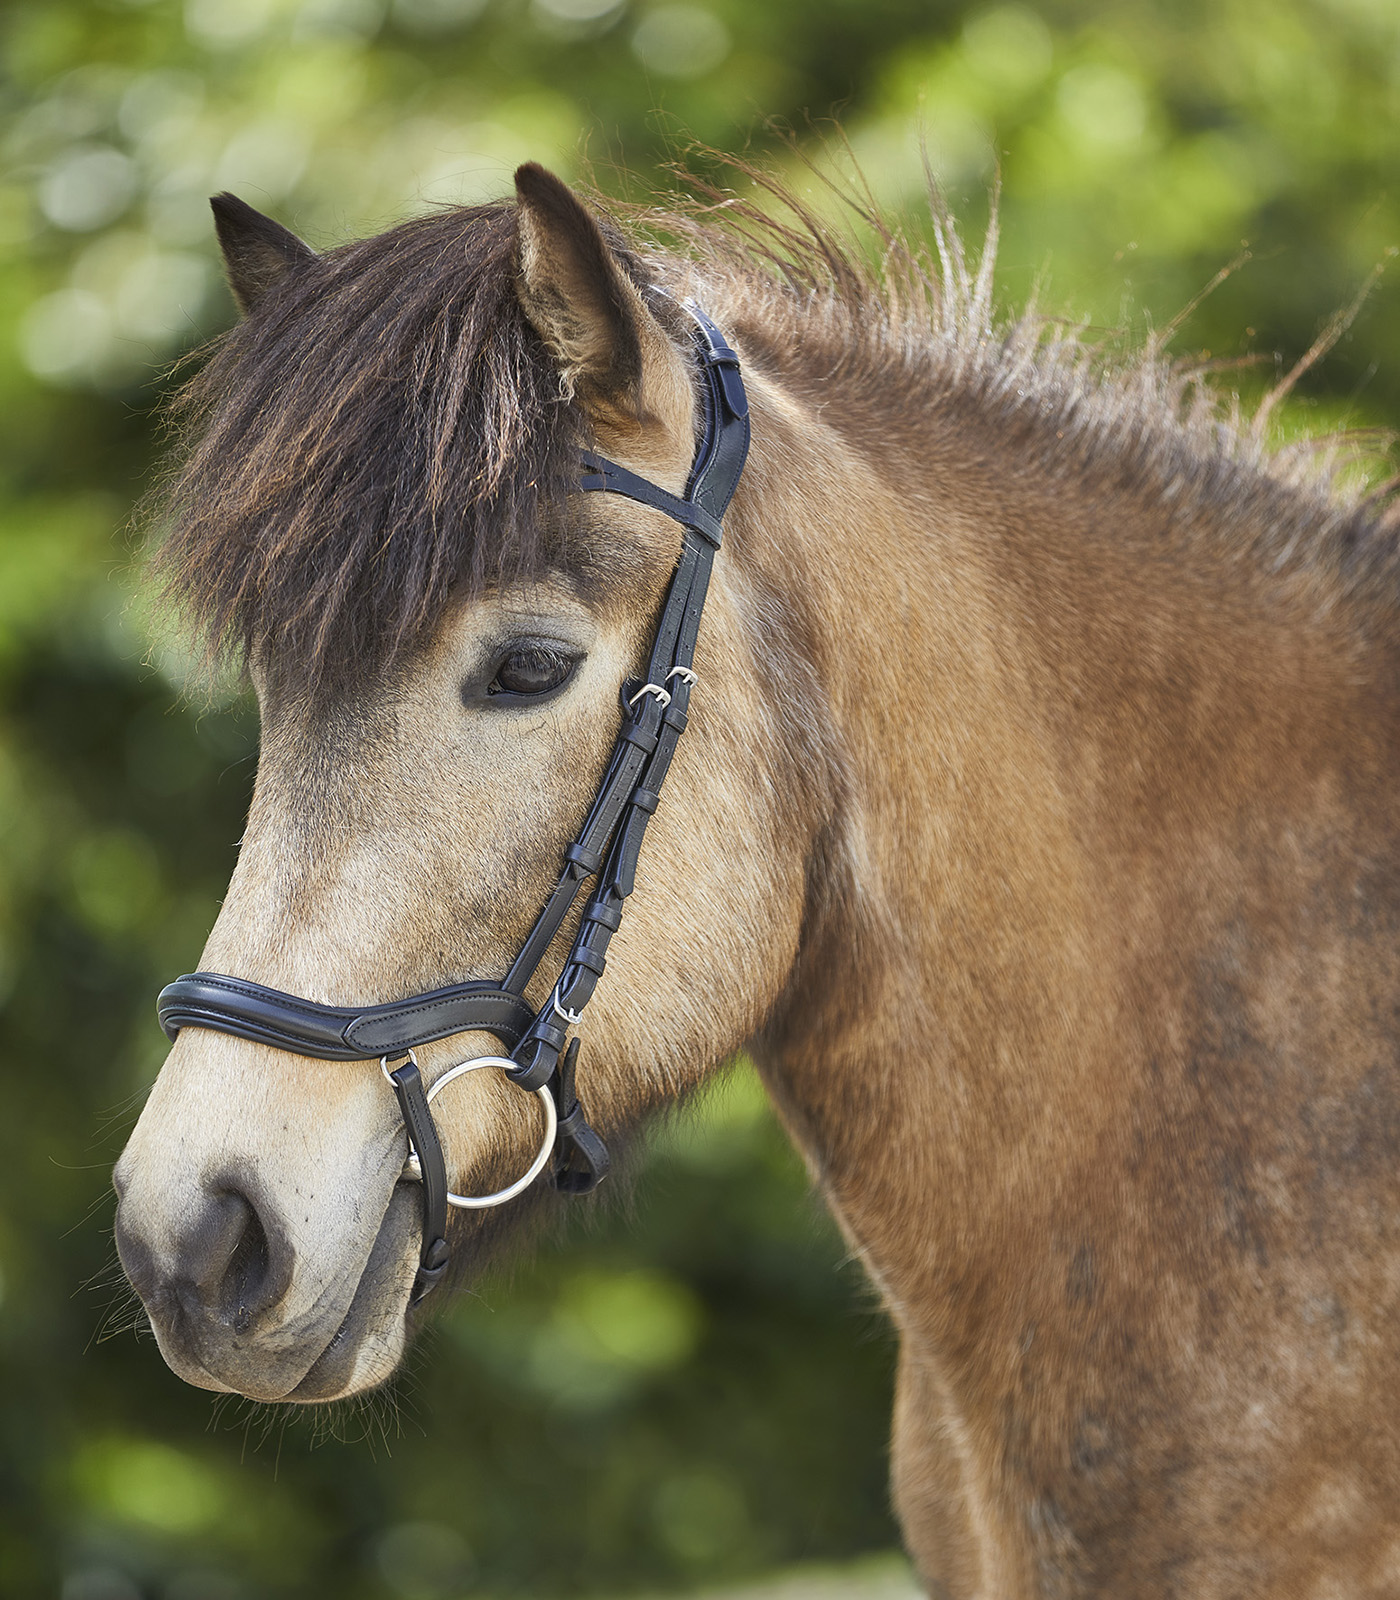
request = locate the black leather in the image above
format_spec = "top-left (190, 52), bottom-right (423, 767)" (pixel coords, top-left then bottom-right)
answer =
top-left (550, 1038), bottom-right (611, 1194)
top-left (157, 972), bottom-right (534, 1060)
top-left (500, 304), bottom-right (750, 1060)
top-left (386, 1058), bottom-right (451, 1301)
top-left (579, 455), bottom-right (724, 546)
top-left (155, 303), bottom-right (750, 1301)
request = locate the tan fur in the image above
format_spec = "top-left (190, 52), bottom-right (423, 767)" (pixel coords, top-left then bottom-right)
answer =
top-left (116, 170), bottom-right (1400, 1594)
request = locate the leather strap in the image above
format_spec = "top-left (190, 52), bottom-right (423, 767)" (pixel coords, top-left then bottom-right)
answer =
top-left (157, 971), bottom-right (534, 1059)
top-left (579, 455), bottom-right (723, 546)
top-left (387, 1059), bottom-right (450, 1301)
top-left (550, 1037), bottom-right (611, 1194)
top-left (500, 306), bottom-right (749, 1134)
top-left (501, 305), bottom-right (748, 1012)
top-left (155, 302), bottom-right (750, 1301)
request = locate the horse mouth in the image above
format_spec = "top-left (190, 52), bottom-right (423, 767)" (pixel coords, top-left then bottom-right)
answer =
top-left (282, 1182), bottom-right (422, 1403)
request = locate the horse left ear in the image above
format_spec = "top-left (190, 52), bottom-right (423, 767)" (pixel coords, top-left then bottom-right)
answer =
top-left (513, 163), bottom-right (686, 424)
top-left (211, 192), bottom-right (317, 315)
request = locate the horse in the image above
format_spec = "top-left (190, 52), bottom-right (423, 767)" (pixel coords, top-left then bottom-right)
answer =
top-left (112, 160), bottom-right (1400, 1597)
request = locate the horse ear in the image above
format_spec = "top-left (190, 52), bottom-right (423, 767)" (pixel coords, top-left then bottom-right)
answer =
top-left (513, 163), bottom-right (684, 422)
top-left (210, 192), bottom-right (317, 315)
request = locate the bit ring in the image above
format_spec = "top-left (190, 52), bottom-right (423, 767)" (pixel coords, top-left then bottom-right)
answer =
top-left (399, 1055), bottom-right (557, 1209)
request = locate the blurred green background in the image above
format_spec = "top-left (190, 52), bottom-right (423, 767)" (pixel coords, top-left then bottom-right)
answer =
top-left (2, 0), bottom-right (1398, 1597)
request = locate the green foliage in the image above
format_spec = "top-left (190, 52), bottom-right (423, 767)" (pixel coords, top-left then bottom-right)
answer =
top-left (1, 0), bottom-right (1399, 1597)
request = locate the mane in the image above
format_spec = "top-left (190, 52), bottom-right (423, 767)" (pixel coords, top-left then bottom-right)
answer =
top-left (148, 166), bottom-right (1400, 696)
top-left (639, 162), bottom-right (1400, 610)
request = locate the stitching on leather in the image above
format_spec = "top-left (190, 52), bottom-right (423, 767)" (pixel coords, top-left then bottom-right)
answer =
top-left (352, 992), bottom-right (524, 1025)
top-left (185, 975), bottom-right (344, 1024)
top-left (187, 973), bottom-right (525, 1025)
top-left (345, 996), bottom-right (533, 1047)
top-left (177, 976), bottom-right (530, 1057)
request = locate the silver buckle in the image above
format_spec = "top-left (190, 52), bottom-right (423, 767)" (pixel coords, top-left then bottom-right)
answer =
top-left (627, 681), bottom-right (672, 709)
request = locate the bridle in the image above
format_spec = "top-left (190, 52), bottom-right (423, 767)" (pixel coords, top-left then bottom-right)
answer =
top-left (155, 305), bottom-right (750, 1303)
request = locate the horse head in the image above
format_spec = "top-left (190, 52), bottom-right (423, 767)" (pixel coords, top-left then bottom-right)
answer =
top-left (113, 166), bottom-right (812, 1403)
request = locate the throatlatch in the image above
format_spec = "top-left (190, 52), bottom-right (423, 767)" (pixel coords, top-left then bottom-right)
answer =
top-left (156, 304), bottom-right (751, 1302)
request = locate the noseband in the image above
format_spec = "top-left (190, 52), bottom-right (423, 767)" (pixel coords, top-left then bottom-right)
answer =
top-left (156, 305), bottom-right (750, 1302)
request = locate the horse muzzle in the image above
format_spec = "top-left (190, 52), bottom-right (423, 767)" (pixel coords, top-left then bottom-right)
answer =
top-left (112, 1033), bottom-right (423, 1403)
top-left (114, 1160), bottom-right (420, 1401)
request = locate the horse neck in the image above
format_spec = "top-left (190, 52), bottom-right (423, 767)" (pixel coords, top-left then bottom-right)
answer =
top-left (732, 339), bottom-right (1384, 1297)
top-left (718, 310), bottom-right (1400, 1590)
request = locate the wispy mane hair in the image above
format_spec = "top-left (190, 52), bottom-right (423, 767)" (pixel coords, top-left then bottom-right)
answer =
top-left (149, 203), bottom-right (650, 696)
top-left (149, 162), bottom-right (1400, 702)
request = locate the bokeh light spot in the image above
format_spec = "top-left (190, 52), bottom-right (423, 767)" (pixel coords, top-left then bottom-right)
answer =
top-left (962, 5), bottom-right (1052, 90)
top-left (631, 5), bottom-right (731, 78)
top-left (74, 1438), bottom-right (224, 1535)
top-left (118, 70), bottom-right (206, 144)
top-left (19, 289), bottom-right (113, 381)
top-left (215, 119), bottom-right (310, 198)
top-left (1055, 63), bottom-right (1150, 148)
top-left (185, 0), bottom-right (279, 47)
top-left (293, 0), bottom-right (385, 40)
top-left (38, 146), bottom-right (138, 232)
top-left (561, 1268), bottom-right (702, 1367)
top-left (69, 829), bottom-right (163, 935)
top-left (114, 250), bottom-right (212, 343)
top-left (533, 0), bottom-right (624, 26)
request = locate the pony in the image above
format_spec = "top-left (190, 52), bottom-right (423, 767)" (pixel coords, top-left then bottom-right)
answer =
top-left (113, 161), bottom-right (1400, 1597)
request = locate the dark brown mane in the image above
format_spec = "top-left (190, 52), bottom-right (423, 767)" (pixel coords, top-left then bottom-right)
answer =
top-left (151, 170), bottom-right (1400, 698)
top-left (151, 203), bottom-right (641, 695)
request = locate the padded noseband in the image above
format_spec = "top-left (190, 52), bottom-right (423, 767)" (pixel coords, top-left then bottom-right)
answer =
top-left (157, 304), bottom-right (751, 1302)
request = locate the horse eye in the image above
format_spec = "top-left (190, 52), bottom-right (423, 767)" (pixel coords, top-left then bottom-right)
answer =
top-left (487, 645), bottom-right (579, 699)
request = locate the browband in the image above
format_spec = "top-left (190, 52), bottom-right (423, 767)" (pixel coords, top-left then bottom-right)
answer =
top-left (156, 302), bottom-right (751, 1301)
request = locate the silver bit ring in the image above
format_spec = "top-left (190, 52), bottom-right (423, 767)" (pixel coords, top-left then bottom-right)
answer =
top-left (398, 1055), bottom-right (557, 1209)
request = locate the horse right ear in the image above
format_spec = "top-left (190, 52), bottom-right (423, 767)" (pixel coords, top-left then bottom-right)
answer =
top-left (211, 193), bottom-right (317, 315)
top-left (513, 163), bottom-right (689, 429)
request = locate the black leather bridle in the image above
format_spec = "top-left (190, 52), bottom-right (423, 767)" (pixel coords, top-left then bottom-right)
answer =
top-left (156, 305), bottom-right (750, 1302)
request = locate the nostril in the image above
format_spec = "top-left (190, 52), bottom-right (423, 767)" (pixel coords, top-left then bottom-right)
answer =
top-left (220, 1198), bottom-right (270, 1333)
top-left (113, 1170), bottom-right (297, 1371)
top-left (175, 1180), bottom-right (293, 1333)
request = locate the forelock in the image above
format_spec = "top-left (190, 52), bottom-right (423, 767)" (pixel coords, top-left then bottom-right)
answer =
top-left (148, 202), bottom-right (616, 695)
